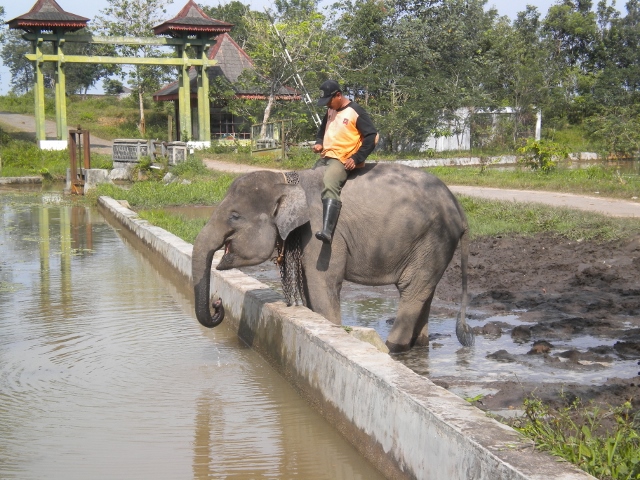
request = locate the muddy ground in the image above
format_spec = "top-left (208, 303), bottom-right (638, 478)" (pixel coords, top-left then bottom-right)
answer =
top-left (243, 232), bottom-right (640, 415)
top-left (432, 233), bottom-right (640, 415)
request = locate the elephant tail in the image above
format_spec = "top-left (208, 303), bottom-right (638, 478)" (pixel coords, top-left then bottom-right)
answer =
top-left (455, 225), bottom-right (475, 347)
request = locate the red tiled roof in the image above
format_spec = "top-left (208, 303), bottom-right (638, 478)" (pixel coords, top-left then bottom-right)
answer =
top-left (7, 0), bottom-right (88, 31)
top-left (154, 33), bottom-right (299, 101)
top-left (153, 0), bottom-right (233, 36)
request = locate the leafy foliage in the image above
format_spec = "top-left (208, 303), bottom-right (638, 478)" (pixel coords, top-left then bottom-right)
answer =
top-left (512, 397), bottom-right (640, 480)
top-left (517, 138), bottom-right (570, 172)
top-left (95, 0), bottom-right (175, 135)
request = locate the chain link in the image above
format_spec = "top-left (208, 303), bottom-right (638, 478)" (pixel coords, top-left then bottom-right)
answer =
top-left (274, 170), bottom-right (304, 306)
top-left (276, 229), bottom-right (304, 306)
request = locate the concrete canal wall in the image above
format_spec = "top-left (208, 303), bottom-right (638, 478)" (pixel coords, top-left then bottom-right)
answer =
top-left (98, 195), bottom-right (594, 480)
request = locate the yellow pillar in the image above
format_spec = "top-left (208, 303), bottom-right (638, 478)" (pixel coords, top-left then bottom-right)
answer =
top-left (33, 33), bottom-right (46, 143)
top-left (197, 44), bottom-right (210, 143)
top-left (54, 34), bottom-right (67, 141)
top-left (178, 43), bottom-right (192, 142)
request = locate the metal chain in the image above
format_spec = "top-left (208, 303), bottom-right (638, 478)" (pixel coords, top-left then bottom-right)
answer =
top-left (275, 170), bottom-right (304, 306)
top-left (276, 228), bottom-right (304, 306)
top-left (284, 171), bottom-right (300, 185)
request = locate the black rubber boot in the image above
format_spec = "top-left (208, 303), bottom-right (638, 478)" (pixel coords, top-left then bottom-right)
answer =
top-left (315, 198), bottom-right (342, 244)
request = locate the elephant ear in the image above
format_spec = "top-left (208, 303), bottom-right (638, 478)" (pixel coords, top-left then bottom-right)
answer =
top-left (275, 184), bottom-right (309, 240)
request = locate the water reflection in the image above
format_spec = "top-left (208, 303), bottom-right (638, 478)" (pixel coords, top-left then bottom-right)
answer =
top-left (0, 192), bottom-right (383, 480)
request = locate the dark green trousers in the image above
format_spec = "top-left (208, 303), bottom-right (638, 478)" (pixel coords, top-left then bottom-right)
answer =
top-left (316, 157), bottom-right (348, 201)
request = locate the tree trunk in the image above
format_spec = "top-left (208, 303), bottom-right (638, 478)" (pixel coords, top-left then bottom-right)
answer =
top-left (259, 88), bottom-right (276, 138)
top-left (138, 86), bottom-right (146, 136)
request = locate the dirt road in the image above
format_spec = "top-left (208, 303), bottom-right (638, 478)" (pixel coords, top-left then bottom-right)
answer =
top-left (0, 112), bottom-right (113, 154)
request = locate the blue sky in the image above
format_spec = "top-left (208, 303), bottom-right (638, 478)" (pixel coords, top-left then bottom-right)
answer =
top-left (0, 0), bottom-right (560, 94)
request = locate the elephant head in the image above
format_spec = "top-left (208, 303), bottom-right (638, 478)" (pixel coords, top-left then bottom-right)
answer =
top-left (192, 171), bottom-right (309, 328)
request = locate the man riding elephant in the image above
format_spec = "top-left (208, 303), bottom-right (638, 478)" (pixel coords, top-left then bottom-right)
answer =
top-left (313, 80), bottom-right (378, 244)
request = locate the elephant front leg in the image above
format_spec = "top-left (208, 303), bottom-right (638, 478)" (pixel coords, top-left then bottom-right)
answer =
top-left (304, 276), bottom-right (343, 325)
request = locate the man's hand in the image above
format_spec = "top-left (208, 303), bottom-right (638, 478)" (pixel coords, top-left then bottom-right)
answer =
top-left (344, 158), bottom-right (356, 170)
top-left (312, 143), bottom-right (323, 153)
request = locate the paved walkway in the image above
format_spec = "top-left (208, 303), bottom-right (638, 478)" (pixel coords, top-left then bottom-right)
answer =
top-left (202, 159), bottom-right (640, 219)
top-left (0, 112), bottom-right (113, 154)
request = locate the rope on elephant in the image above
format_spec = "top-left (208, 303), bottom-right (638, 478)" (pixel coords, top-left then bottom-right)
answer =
top-left (276, 228), bottom-right (305, 306)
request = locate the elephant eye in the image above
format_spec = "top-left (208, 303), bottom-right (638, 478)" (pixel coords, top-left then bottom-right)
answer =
top-left (229, 212), bottom-right (241, 221)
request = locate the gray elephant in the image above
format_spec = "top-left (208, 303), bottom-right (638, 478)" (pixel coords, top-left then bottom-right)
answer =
top-left (192, 162), bottom-right (474, 352)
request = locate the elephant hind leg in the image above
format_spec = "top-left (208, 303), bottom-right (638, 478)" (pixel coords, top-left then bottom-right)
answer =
top-left (386, 289), bottom-right (435, 353)
top-left (413, 294), bottom-right (434, 347)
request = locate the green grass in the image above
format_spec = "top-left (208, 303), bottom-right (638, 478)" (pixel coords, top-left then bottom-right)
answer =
top-left (88, 173), bottom-right (236, 208)
top-left (136, 209), bottom-right (207, 244)
top-left (194, 145), bottom-right (319, 171)
top-left (511, 397), bottom-right (640, 480)
top-left (543, 125), bottom-right (600, 153)
top-left (429, 163), bottom-right (640, 201)
top-left (459, 195), bottom-right (640, 241)
top-left (0, 93), bottom-right (172, 141)
top-left (0, 126), bottom-right (113, 179)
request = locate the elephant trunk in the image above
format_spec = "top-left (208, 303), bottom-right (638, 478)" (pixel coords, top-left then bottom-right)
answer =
top-left (192, 229), bottom-right (225, 328)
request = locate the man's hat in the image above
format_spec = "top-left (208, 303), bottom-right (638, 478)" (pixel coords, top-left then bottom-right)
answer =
top-left (317, 80), bottom-right (341, 106)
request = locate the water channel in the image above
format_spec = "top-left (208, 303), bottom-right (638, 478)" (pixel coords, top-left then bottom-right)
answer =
top-left (0, 190), bottom-right (384, 480)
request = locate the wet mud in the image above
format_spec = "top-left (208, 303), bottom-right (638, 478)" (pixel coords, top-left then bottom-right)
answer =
top-left (244, 232), bottom-right (640, 417)
top-left (434, 233), bottom-right (640, 415)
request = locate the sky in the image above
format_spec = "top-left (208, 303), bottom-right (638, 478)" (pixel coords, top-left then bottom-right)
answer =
top-left (0, 0), bottom-right (560, 95)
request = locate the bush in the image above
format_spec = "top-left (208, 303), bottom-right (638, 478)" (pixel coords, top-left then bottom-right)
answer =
top-left (511, 396), bottom-right (640, 479)
top-left (518, 138), bottom-right (569, 173)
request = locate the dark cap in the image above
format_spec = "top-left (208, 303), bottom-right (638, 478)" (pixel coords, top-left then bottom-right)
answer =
top-left (317, 80), bottom-right (341, 106)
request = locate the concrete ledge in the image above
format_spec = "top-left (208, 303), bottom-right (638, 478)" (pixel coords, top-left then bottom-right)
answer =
top-left (0, 176), bottom-right (42, 185)
top-left (97, 195), bottom-right (594, 480)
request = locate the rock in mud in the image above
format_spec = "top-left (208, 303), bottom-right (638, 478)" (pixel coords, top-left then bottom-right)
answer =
top-left (528, 340), bottom-right (553, 355)
top-left (511, 325), bottom-right (531, 343)
top-left (487, 350), bottom-right (517, 363)
top-left (614, 341), bottom-right (640, 359)
top-left (474, 322), bottom-right (502, 337)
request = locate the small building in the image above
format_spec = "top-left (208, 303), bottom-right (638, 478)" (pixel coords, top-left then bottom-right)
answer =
top-left (153, 27), bottom-right (299, 141)
top-left (397, 107), bottom-right (542, 153)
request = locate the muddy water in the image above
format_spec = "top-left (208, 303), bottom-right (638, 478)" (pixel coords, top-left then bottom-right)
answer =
top-left (243, 263), bottom-right (639, 390)
top-left (0, 192), bottom-right (384, 480)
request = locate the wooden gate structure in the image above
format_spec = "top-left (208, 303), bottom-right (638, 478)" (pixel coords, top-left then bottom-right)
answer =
top-left (8, 0), bottom-right (232, 150)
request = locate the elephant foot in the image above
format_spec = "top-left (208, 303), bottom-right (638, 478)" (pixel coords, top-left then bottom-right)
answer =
top-left (414, 333), bottom-right (430, 347)
top-left (385, 340), bottom-right (411, 354)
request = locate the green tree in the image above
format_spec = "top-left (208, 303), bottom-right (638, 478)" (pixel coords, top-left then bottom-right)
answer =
top-left (200, 1), bottom-right (252, 48)
top-left (65, 29), bottom-right (116, 97)
top-left (96, 0), bottom-right (174, 135)
top-left (480, 7), bottom-right (552, 144)
top-left (335, 0), bottom-right (497, 151)
top-left (1, 29), bottom-right (54, 94)
top-left (240, 0), bottom-right (341, 135)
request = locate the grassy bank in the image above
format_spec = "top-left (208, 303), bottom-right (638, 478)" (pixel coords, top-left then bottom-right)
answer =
top-left (0, 93), bottom-right (171, 141)
top-left (429, 163), bottom-right (640, 201)
top-left (0, 126), bottom-right (112, 179)
top-left (89, 162), bottom-right (640, 245)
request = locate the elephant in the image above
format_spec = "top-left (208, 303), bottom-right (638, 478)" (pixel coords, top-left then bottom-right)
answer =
top-left (192, 162), bottom-right (474, 352)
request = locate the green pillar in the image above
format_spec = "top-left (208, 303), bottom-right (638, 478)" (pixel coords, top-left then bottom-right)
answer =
top-left (197, 43), bottom-right (210, 143)
top-left (33, 33), bottom-right (46, 144)
top-left (178, 43), bottom-right (192, 142)
top-left (54, 34), bottom-right (67, 141)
